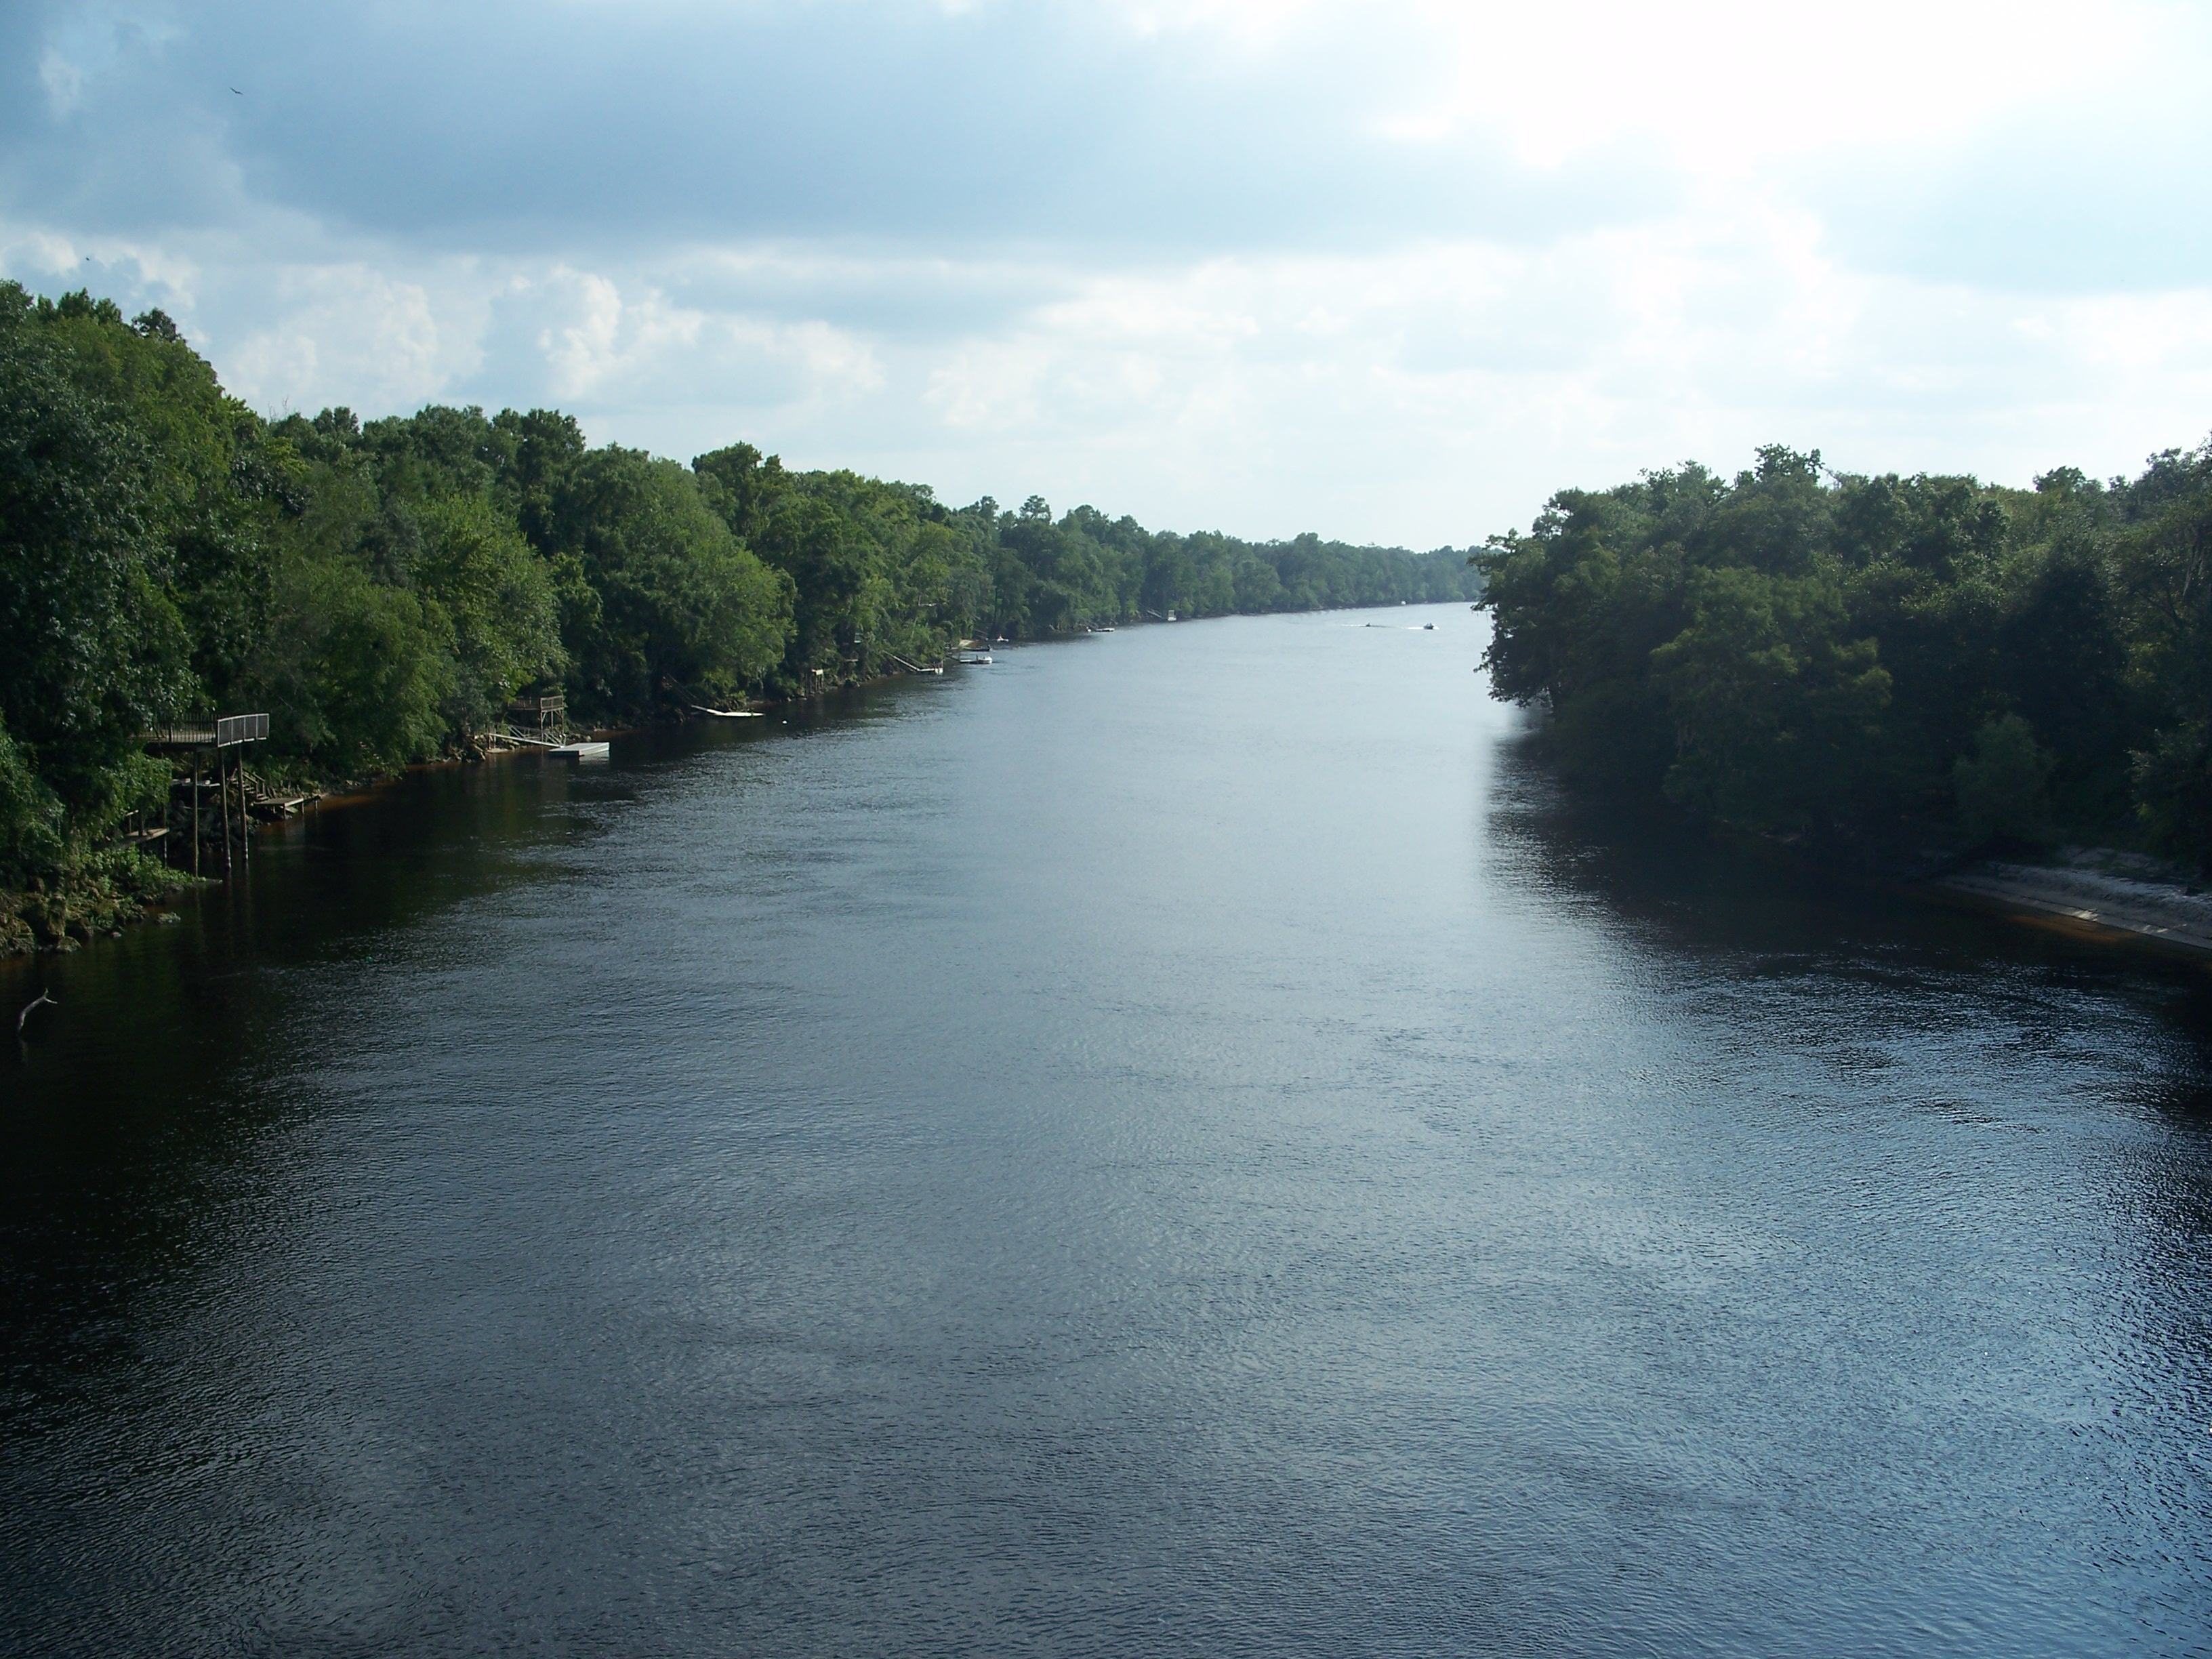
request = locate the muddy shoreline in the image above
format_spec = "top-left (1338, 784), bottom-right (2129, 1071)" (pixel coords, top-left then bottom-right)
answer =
top-left (1927, 848), bottom-right (2212, 960)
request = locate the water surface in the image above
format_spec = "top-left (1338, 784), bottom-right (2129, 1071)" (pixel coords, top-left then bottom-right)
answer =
top-left (5, 605), bottom-right (2211, 1656)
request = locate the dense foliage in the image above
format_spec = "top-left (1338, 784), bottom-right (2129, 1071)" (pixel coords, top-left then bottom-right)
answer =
top-left (1476, 445), bottom-right (2212, 868)
top-left (0, 283), bottom-right (1477, 884)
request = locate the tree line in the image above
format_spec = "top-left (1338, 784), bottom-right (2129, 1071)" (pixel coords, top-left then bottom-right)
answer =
top-left (1475, 443), bottom-right (2212, 869)
top-left (0, 284), bottom-right (1478, 885)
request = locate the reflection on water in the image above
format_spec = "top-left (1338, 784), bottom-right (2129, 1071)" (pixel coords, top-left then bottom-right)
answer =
top-left (1487, 734), bottom-right (2212, 1124)
top-left (3, 605), bottom-right (2210, 1658)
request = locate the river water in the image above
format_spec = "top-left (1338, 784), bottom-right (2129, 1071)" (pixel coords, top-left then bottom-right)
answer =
top-left (4, 604), bottom-right (2211, 1656)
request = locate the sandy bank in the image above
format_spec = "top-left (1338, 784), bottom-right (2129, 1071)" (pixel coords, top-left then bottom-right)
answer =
top-left (1933, 848), bottom-right (2212, 958)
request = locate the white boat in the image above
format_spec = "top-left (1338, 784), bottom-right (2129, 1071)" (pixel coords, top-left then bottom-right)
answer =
top-left (551, 740), bottom-right (610, 760)
top-left (692, 705), bottom-right (763, 718)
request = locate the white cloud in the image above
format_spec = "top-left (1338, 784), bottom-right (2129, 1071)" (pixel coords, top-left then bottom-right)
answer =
top-left (10, 201), bottom-right (2207, 544)
top-left (537, 270), bottom-right (663, 401)
top-left (0, 219), bottom-right (205, 312)
top-left (495, 266), bottom-right (885, 416)
top-left (903, 211), bottom-right (2212, 539)
top-left (222, 265), bottom-right (451, 414)
top-left (3, 0), bottom-right (2210, 544)
top-left (37, 48), bottom-right (85, 115)
top-left (1242, 0), bottom-right (2151, 173)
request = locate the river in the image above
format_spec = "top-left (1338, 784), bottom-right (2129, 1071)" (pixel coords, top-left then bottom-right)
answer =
top-left (4, 603), bottom-right (2210, 1656)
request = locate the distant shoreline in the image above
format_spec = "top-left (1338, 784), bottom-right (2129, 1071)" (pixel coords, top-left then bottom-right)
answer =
top-left (2, 605), bottom-right (1467, 960)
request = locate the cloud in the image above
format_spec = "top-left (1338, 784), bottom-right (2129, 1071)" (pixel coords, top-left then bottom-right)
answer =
top-left (2, 0), bottom-right (2209, 546)
top-left (0, 0), bottom-right (1666, 253)
top-left (464, 266), bottom-right (885, 416)
top-left (220, 264), bottom-right (455, 414)
top-left (37, 48), bottom-right (84, 116)
top-left (1393, 0), bottom-right (2145, 170)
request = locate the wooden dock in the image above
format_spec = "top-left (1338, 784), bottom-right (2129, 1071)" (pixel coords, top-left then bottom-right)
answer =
top-left (139, 712), bottom-right (274, 879)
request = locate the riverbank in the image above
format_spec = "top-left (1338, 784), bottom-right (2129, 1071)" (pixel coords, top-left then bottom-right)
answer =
top-left (0, 723), bottom-right (659, 958)
top-left (0, 649), bottom-right (1023, 957)
top-left (1929, 846), bottom-right (2212, 960)
top-left (0, 849), bottom-right (199, 956)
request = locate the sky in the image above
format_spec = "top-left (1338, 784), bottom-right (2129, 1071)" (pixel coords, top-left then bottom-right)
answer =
top-left (4, 0), bottom-right (2210, 548)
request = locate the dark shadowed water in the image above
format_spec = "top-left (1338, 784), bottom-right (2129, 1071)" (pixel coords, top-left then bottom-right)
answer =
top-left (5, 604), bottom-right (2212, 1657)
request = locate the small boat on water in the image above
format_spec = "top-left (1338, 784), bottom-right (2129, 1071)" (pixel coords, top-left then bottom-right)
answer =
top-left (958, 652), bottom-right (994, 665)
top-left (552, 740), bottom-right (611, 760)
top-left (692, 705), bottom-right (763, 718)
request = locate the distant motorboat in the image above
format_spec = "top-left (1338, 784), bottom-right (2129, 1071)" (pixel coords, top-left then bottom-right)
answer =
top-left (692, 705), bottom-right (762, 718)
top-left (958, 652), bottom-right (994, 665)
top-left (552, 740), bottom-right (611, 760)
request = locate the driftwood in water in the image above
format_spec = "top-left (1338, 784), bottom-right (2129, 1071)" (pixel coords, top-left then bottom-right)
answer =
top-left (17, 988), bottom-right (55, 1036)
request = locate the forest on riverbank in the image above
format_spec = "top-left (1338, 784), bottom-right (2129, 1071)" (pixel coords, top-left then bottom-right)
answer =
top-left (1475, 443), bottom-right (2212, 870)
top-left (0, 283), bottom-right (1477, 899)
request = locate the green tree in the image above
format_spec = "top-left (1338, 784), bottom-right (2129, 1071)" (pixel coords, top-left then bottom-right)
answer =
top-left (248, 552), bottom-right (455, 771)
top-left (1650, 567), bottom-right (1891, 830)
top-left (1954, 715), bottom-right (2057, 848)
top-left (0, 285), bottom-right (192, 853)
top-left (413, 493), bottom-right (565, 731)
top-left (553, 449), bottom-right (792, 713)
top-left (37, 290), bottom-right (289, 715)
top-left (0, 711), bottom-right (66, 884)
top-left (2110, 444), bottom-right (2212, 866)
